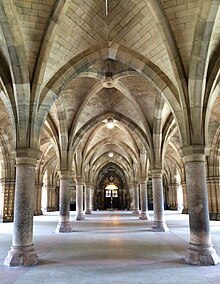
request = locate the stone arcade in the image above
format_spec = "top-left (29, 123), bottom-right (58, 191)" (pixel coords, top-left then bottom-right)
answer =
top-left (0, 0), bottom-right (220, 273)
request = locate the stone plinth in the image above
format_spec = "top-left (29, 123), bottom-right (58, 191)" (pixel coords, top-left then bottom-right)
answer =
top-left (4, 244), bottom-right (38, 266)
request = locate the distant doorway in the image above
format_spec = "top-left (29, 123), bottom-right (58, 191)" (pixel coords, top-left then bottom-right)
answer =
top-left (104, 184), bottom-right (119, 210)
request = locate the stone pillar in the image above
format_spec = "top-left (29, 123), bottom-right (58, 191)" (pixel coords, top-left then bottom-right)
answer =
top-left (168, 183), bottom-right (178, 210)
top-left (207, 177), bottom-right (219, 220)
top-left (4, 152), bottom-right (39, 266)
top-left (56, 171), bottom-right (73, 233)
top-left (183, 151), bottom-right (220, 265)
top-left (128, 184), bottom-right (134, 210)
top-left (45, 185), bottom-right (57, 212)
top-left (76, 179), bottom-right (85, 220)
top-left (84, 184), bottom-right (91, 214)
top-left (47, 185), bottom-right (53, 211)
top-left (151, 170), bottom-right (169, 232)
top-left (215, 177), bottom-right (220, 220)
top-left (90, 186), bottom-right (94, 212)
top-left (0, 179), bottom-right (15, 222)
top-left (51, 185), bottom-right (57, 211)
top-left (139, 180), bottom-right (150, 220)
top-left (181, 181), bottom-right (188, 214)
top-left (34, 183), bottom-right (43, 216)
top-left (132, 183), bottom-right (139, 215)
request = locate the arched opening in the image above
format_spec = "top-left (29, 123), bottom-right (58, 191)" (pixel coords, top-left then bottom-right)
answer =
top-left (95, 163), bottom-right (129, 210)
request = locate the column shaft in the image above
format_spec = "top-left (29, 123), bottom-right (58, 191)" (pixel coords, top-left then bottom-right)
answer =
top-left (132, 184), bottom-right (139, 215)
top-left (151, 171), bottom-right (168, 232)
top-left (4, 156), bottom-right (39, 266)
top-left (85, 184), bottom-right (91, 214)
top-left (181, 181), bottom-right (188, 214)
top-left (184, 158), bottom-right (220, 265)
top-left (56, 172), bottom-right (73, 232)
top-left (76, 180), bottom-right (85, 220)
top-left (90, 187), bottom-right (94, 211)
top-left (34, 183), bottom-right (43, 216)
top-left (139, 181), bottom-right (150, 220)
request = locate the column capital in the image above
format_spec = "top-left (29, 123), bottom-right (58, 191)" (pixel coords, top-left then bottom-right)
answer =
top-left (58, 170), bottom-right (72, 179)
top-left (138, 178), bottom-right (148, 184)
top-left (150, 169), bottom-right (163, 178)
top-left (15, 148), bottom-right (41, 166)
top-left (132, 181), bottom-right (139, 187)
top-left (75, 178), bottom-right (84, 185)
top-left (181, 145), bottom-right (210, 163)
top-left (35, 182), bottom-right (43, 187)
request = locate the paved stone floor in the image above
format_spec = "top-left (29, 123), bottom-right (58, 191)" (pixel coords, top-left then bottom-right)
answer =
top-left (0, 211), bottom-right (220, 284)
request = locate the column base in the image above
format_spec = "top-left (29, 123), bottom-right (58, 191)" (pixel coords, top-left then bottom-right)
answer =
top-left (185, 243), bottom-right (220, 265)
top-left (4, 244), bottom-right (38, 267)
top-left (75, 214), bottom-right (85, 221)
top-left (151, 220), bottom-right (169, 232)
top-left (85, 209), bottom-right (92, 214)
top-left (55, 222), bottom-right (74, 233)
top-left (139, 212), bottom-right (151, 220)
top-left (34, 210), bottom-right (43, 216)
top-left (217, 213), bottom-right (220, 221)
top-left (132, 210), bottom-right (139, 215)
top-left (182, 208), bottom-right (188, 214)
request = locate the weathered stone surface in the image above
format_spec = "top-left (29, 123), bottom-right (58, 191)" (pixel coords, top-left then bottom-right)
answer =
top-left (4, 245), bottom-right (39, 267)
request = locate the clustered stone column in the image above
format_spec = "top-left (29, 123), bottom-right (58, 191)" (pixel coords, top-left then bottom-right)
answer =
top-left (56, 171), bottom-right (73, 233)
top-left (132, 182), bottom-right (139, 215)
top-left (181, 181), bottom-right (188, 214)
top-left (84, 183), bottom-right (91, 214)
top-left (139, 179), bottom-right (150, 220)
top-left (90, 186), bottom-right (94, 211)
top-left (207, 177), bottom-right (220, 220)
top-left (34, 183), bottom-right (43, 216)
top-left (168, 183), bottom-right (178, 210)
top-left (183, 150), bottom-right (220, 265)
top-left (76, 179), bottom-right (85, 220)
top-left (151, 170), bottom-right (168, 232)
top-left (128, 184), bottom-right (134, 211)
top-left (4, 151), bottom-right (39, 266)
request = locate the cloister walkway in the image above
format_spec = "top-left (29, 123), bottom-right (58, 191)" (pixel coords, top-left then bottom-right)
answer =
top-left (0, 211), bottom-right (220, 284)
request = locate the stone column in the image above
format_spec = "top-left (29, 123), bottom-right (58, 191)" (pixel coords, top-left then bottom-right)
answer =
top-left (4, 152), bottom-right (39, 266)
top-left (34, 183), bottom-right (43, 216)
top-left (132, 182), bottom-right (139, 215)
top-left (90, 186), bottom-right (94, 212)
top-left (151, 170), bottom-right (168, 232)
top-left (76, 179), bottom-right (85, 220)
top-left (139, 179), bottom-right (150, 220)
top-left (47, 185), bottom-right (52, 211)
top-left (183, 150), bottom-right (220, 265)
top-left (215, 177), bottom-right (220, 220)
top-left (85, 183), bottom-right (91, 214)
top-left (181, 181), bottom-right (188, 214)
top-left (128, 184), bottom-right (134, 211)
top-left (51, 185), bottom-right (57, 211)
top-left (56, 171), bottom-right (73, 233)
top-left (169, 183), bottom-right (178, 210)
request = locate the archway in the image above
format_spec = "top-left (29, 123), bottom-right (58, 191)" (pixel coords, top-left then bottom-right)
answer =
top-left (95, 163), bottom-right (129, 210)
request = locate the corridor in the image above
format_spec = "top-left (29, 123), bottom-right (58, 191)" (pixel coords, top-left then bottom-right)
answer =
top-left (1, 211), bottom-right (220, 284)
